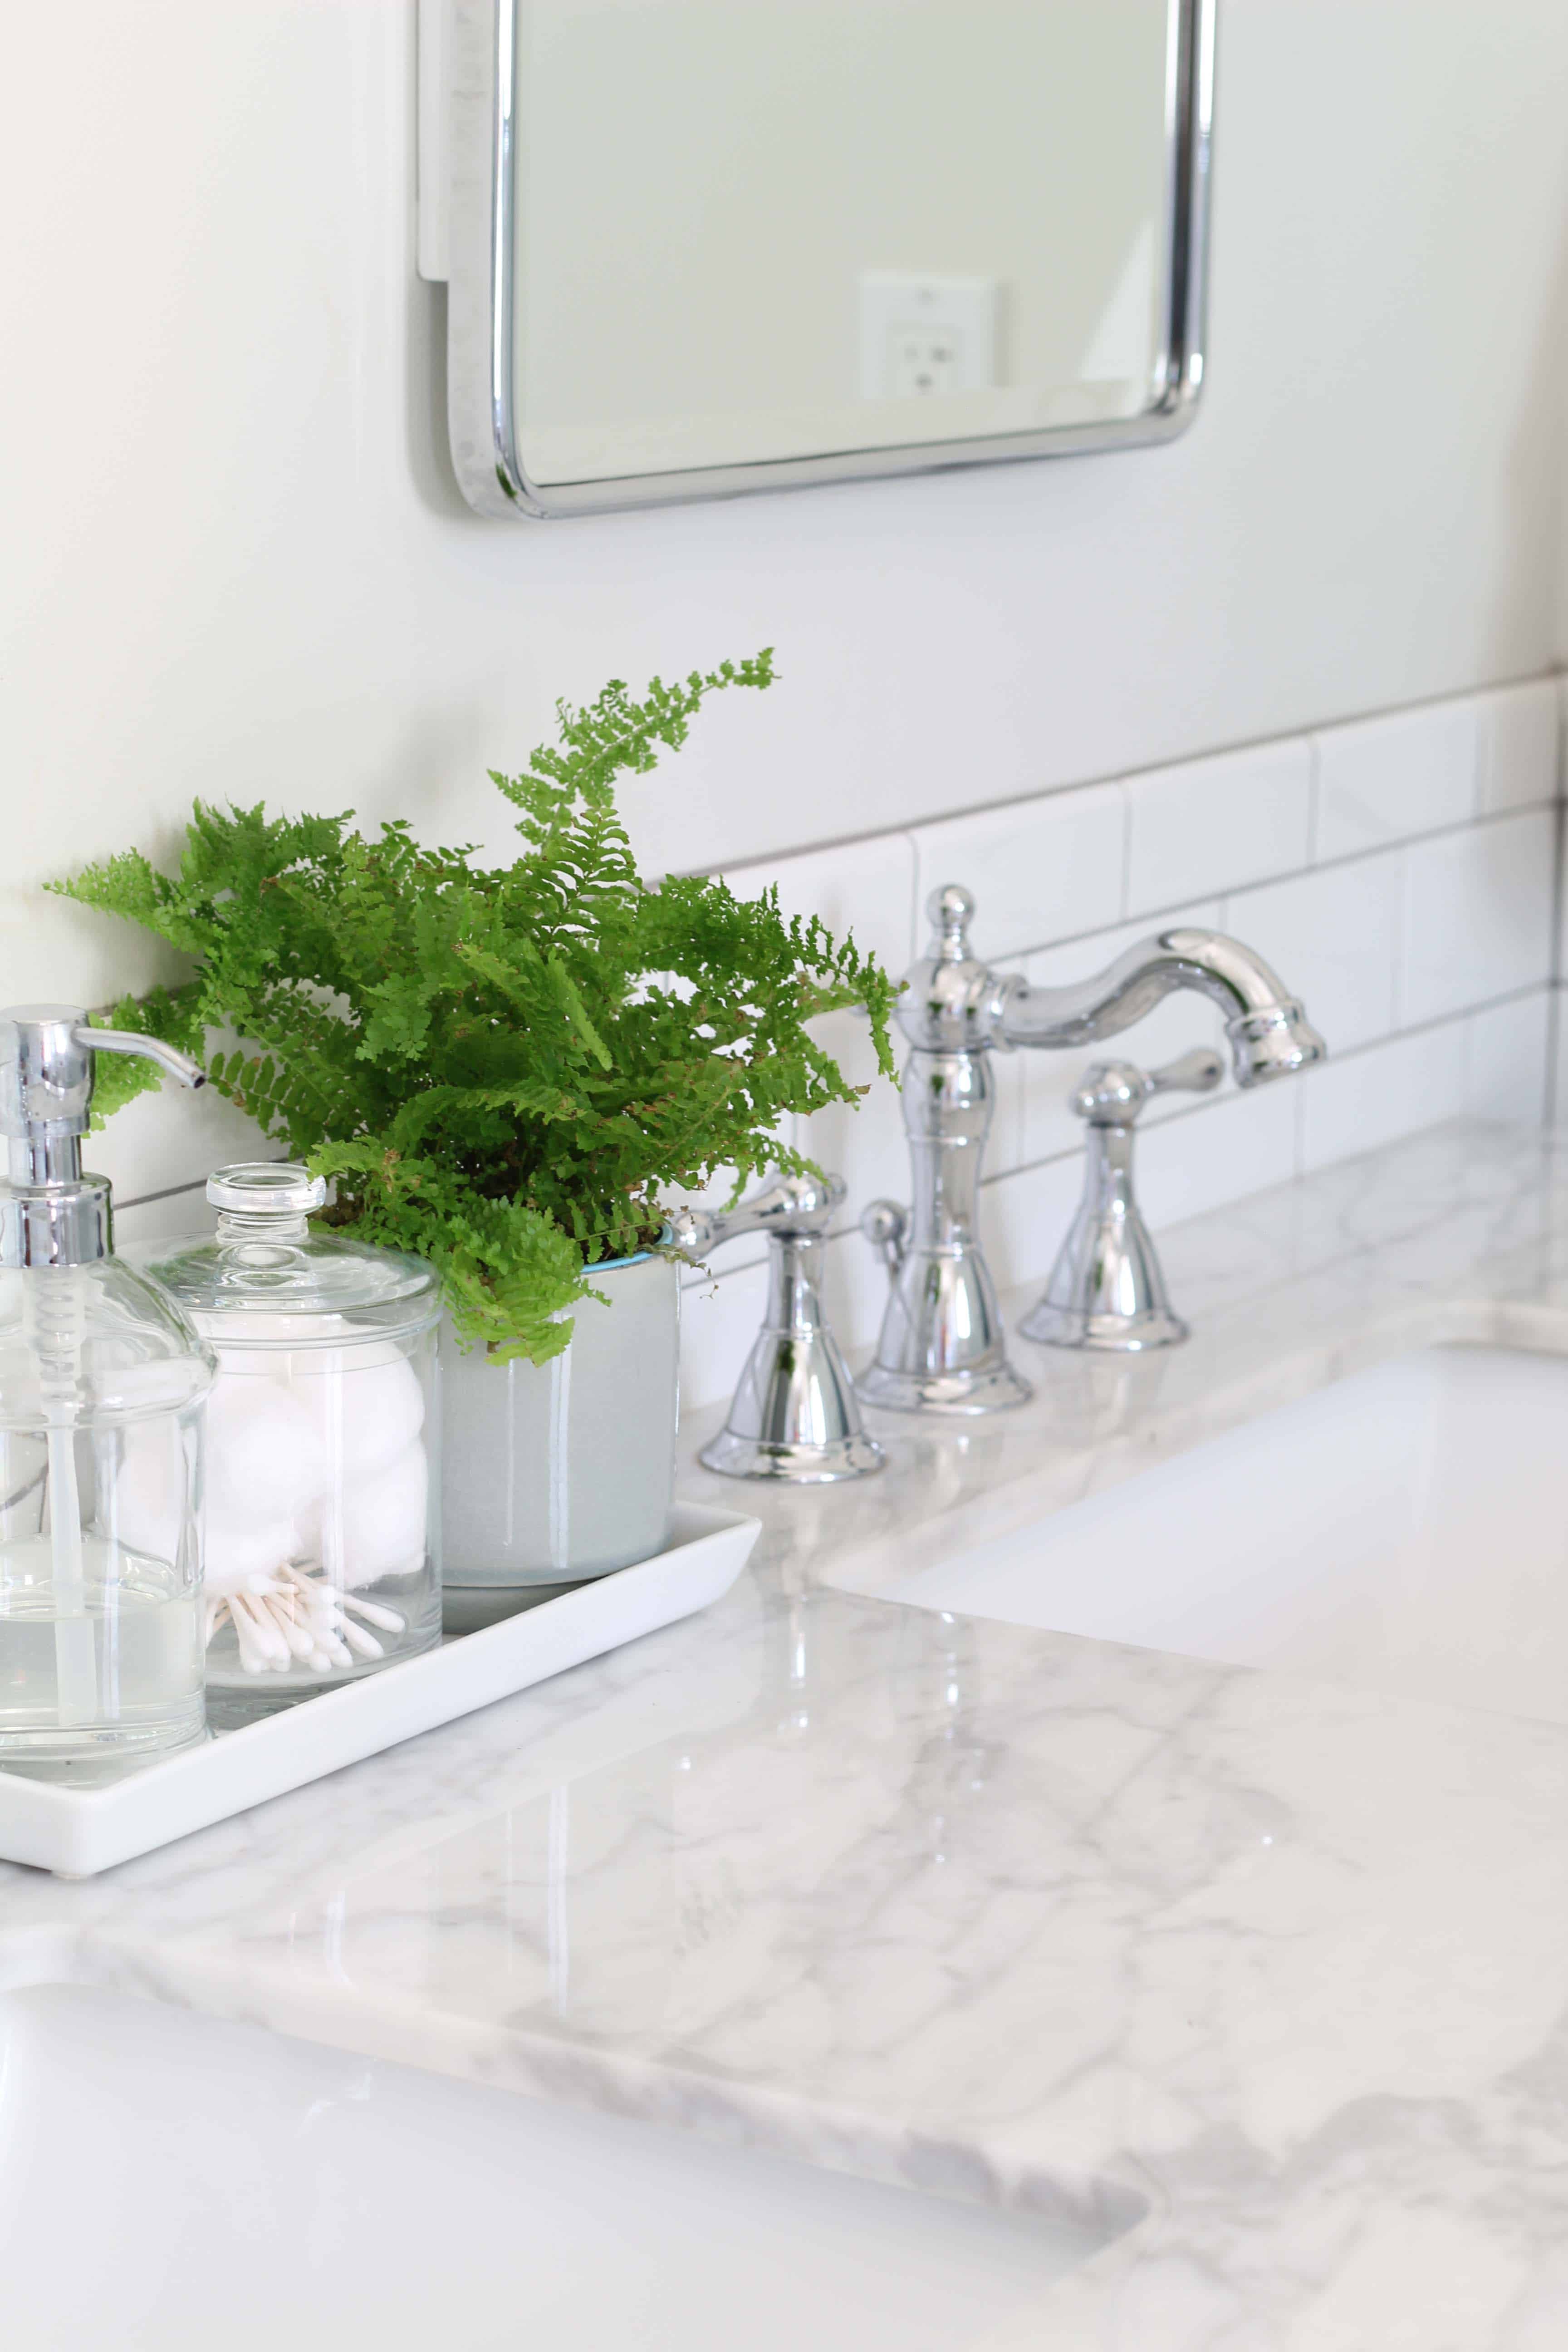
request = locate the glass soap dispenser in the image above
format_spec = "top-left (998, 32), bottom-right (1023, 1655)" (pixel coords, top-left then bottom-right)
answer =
top-left (141, 1165), bottom-right (442, 1727)
top-left (0, 1006), bottom-right (216, 1780)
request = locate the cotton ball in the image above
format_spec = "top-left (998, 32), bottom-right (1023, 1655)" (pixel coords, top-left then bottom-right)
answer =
top-left (314, 1441), bottom-right (428, 1589)
top-left (205, 1373), bottom-right (329, 1524)
top-left (111, 1423), bottom-right (187, 1565)
top-left (202, 1508), bottom-right (302, 1599)
top-left (289, 1352), bottom-right (425, 1482)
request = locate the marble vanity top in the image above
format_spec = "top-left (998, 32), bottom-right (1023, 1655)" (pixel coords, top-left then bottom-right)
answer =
top-left (6, 1118), bottom-right (1568, 2350)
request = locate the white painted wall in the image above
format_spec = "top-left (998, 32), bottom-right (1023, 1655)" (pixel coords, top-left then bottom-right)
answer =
top-left (5, 0), bottom-right (1568, 1232)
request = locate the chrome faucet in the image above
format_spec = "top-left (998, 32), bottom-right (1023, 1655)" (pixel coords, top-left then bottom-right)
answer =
top-left (857, 886), bottom-right (1326, 1414)
top-left (1019, 1046), bottom-right (1223, 1351)
top-left (667, 1171), bottom-right (884, 1481)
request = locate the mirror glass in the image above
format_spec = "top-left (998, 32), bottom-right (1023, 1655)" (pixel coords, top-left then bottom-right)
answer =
top-left (441, 0), bottom-right (1209, 513)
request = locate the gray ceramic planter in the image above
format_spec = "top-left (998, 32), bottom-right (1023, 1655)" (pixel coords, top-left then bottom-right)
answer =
top-left (439, 1253), bottom-right (679, 1632)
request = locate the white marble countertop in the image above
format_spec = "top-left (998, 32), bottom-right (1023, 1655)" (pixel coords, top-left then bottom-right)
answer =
top-left (7, 1119), bottom-right (1568, 2348)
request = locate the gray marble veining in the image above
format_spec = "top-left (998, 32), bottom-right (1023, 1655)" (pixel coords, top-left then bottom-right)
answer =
top-left (6, 1120), bottom-right (1568, 2347)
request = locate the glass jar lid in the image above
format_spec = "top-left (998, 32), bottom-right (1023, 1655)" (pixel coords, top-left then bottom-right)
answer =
top-left (137, 1161), bottom-right (440, 1346)
top-left (206, 1162), bottom-right (328, 1216)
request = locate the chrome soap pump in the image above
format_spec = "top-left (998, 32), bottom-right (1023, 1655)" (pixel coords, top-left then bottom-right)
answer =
top-left (0, 1007), bottom-right (215, 1779)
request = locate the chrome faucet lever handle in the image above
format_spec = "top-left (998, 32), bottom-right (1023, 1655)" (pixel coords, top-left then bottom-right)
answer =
top-left (1072, 1046), bottom-right (1224, 1124)
top-left (665, 1169), bottom-right (841, 1257)
top-left (675, 1171), bottom-right (884, 1485)
top-left (1019, 1045), bottom-right (1223, 1354)
top-left (1148, 1046), bottom-right (1225, 1098)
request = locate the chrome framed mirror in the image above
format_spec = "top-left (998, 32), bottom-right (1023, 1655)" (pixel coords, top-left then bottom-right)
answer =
top-left (421, 0), bottom-right (1215, 519)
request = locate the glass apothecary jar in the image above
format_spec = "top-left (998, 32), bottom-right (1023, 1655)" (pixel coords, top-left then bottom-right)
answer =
top-left (138, 1165), bottom-right (441, 1728)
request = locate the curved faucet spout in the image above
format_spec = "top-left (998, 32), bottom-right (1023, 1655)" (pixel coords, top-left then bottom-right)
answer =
top-left (997, 927), bottom-right (1327, 1088)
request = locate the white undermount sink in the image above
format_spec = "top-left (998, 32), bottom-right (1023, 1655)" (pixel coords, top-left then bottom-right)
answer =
top-left (0, 1984), bottom-right (1136, 2352)
top-left (872, 1347), bottom-right (1568, 1729)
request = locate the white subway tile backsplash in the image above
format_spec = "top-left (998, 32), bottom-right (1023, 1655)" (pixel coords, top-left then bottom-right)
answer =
top-left (114, 1183), bottom-right (216, 1250)
top-left (1477, 679), bottom-right (1560, 815)
top-left (911, 781), bottom-right (1125, 962)
top-left (1228, 854), bottom-right (1402, 1053)
top-left (1313, 697), bottom-right (1479, 859)
top-left (708, 828), bottom-right (913, 1259)
top-left (1298, 1021), bottom-right (1469, 1175)
top-left (1401, 808), bottom-right (1555, 1027)
top-left (796, 1007), bottom-right (909, 1215)
top-left (980, 1154), bottom-right (1089, 1297)
top-left (719, 828), bottom-right (916, 981)
top-left (984, 968), bottom-right (1028, 1175)
top-left (1137, 1085), bottom-right (1299, 1231)
top-left (678, 1258), bottom-right (769, 1414)
top-left (815, 1223), bottom-right (895, 1368)
top-left (1015, 902), bottom-right (1225, 1169)
top-left (1124, 740), bottom-right (1312, 916)
top-left (92, 1076), bottom-right (268, 1212)
top-left (1464, 990), bottom-right (1551, 1124)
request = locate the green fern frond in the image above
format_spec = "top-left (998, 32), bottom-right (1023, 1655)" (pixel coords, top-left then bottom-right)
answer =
top-left (49, 652), bottom-right (898, 1362)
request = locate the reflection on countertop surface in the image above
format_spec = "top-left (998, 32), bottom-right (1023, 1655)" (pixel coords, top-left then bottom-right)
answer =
top-left (8, 1120), bottom-right (1568, 2348)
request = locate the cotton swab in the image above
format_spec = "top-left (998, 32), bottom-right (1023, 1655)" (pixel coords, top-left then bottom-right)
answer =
top-left (206, 1559), bottom-right (409, 1677)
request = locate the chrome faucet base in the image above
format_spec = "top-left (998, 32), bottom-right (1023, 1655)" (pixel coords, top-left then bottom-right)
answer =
top-left (857, 1189), bottom-right (1033, 1416)
top-left (699, 1425), bottom-right (886, 1481)
top-left (669, 1176), bottom-right (884, 1485)
top-left (1019, 1049), bottom-right (1222, 1355)
top-left (1019, 1298), bottom-right (1188, 1353)
top-left (857, 1358), bottom-right (1033, 1415)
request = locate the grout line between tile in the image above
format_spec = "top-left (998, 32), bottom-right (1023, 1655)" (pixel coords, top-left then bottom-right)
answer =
top-left (902, 828), bottom-right (921, 965)
top-left (115, 1176), bottom-right (211, 1213)
top-left (1390, 843), bottom-right (1408, 1032)
top-left (1117, 779), bottom-right (1132, 921)
top-left (1547, 797), bottom-right (1566, 1126)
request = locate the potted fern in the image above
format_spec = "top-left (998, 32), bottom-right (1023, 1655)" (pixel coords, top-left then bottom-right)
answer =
top-left (54, 655), bottom-right (897, 1623)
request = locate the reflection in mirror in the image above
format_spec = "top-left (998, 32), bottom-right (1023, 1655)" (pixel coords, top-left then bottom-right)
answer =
top-left (437, 0), bottom-right (1213, 516)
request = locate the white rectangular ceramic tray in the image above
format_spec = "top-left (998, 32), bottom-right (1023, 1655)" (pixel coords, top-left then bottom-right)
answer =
top-left (0, 1503), bottom-right (760, 1879)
